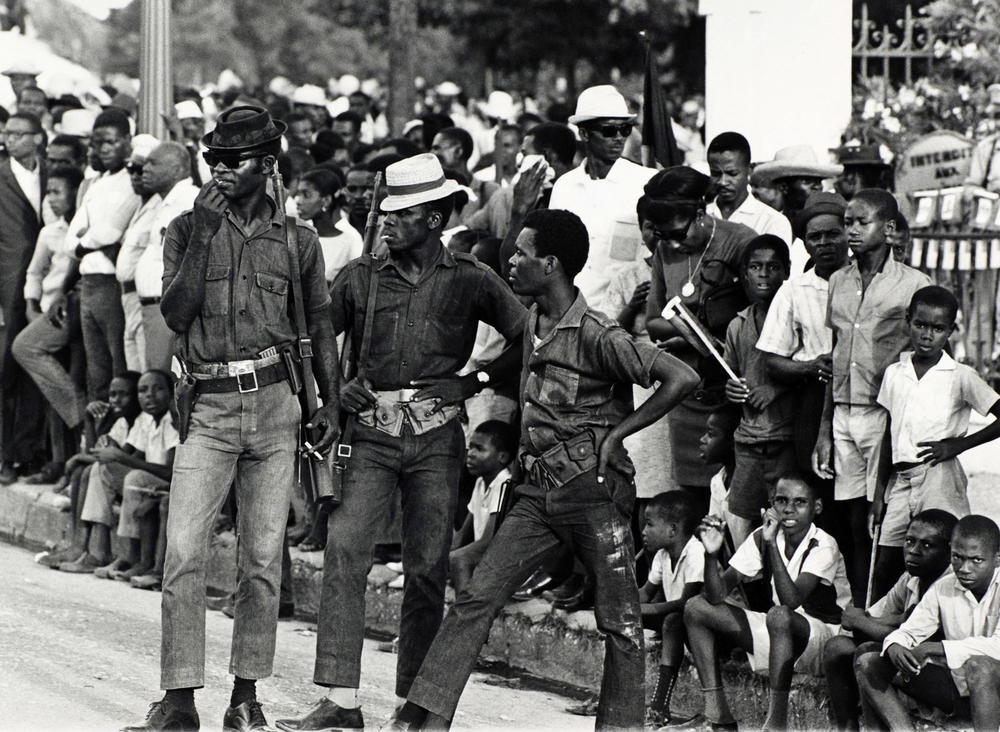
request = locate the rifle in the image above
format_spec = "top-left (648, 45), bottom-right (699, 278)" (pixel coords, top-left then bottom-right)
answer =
top-left (272, 166), bottom-right (337, 506)
top-left (339, 171), bottom-right (382, 381)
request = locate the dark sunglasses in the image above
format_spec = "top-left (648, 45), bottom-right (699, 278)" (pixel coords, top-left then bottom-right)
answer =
top-left (588, 122), bottom-right (633, 138)
top-left (203, 151), bottom-right (265, 169)
top-left (126, 163), bottom-right (144, 174)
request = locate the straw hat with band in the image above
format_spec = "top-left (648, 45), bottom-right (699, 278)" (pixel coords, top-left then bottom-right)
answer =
top-left (753, 145), bottom-right (843, 186)
top-left (380, 153), bottom-right (461, 212)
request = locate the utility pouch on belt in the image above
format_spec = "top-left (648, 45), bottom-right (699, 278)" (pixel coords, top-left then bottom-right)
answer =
top-left (523, 431), bottom-right (597, 490)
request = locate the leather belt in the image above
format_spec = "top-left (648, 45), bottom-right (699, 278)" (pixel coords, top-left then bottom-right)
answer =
top-left (121, 280), bottom-right (136, 294)
top-left (189, 352), bottom-right (283, 378)
top-left (192, 361), bottom-right (288, 394)
top-left (139, 296), bottom-right (161, 306)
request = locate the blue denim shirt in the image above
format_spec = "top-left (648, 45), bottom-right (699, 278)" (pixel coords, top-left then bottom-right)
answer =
top-left (162, 203), bottom-right (330, 364)
top-left (330, 246), bottom-right (527, 390)
top-left (521, 291), bottom-right (661, 456)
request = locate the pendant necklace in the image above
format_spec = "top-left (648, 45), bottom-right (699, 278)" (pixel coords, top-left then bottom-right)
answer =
top-left (682, 217), bottom-right (716, 298)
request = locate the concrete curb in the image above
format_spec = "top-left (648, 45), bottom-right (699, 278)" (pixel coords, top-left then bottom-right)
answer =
top-left (3, 480), bottom-right (835, 728)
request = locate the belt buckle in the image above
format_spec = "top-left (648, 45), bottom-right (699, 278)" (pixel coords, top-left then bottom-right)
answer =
top-left (398, 388), bottom-right (418, 402)
top-left (230, 360), bottom-right (259, 393)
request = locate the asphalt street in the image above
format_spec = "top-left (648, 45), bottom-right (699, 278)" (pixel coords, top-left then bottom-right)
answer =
top-left (0, 542), bottom-right (580, 731)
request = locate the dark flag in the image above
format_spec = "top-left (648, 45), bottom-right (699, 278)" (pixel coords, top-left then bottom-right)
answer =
top-left (641, 32), bottom-right (683, 168)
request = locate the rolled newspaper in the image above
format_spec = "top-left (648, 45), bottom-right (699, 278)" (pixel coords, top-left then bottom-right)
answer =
top-left (662, 296), bottom-right (741, 382)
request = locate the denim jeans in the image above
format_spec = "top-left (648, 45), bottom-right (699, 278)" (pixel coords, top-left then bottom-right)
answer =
top-left (406, 467), bottom-right (645, 728)
top-left (80, 274), bottom-right (126, 401)
top-left (160, 381), bottom-right (299, 689)
top-left (314, 419), bottom-right (464, 698)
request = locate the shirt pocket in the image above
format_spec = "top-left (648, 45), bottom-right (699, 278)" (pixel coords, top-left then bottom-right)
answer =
top-left (203, 265), bottom-right (231, 317)
top-left (423, 314), bottom-right (466, 360)
top-left (538, 364), bottom-right (579, 406)
top-left (254, 272), bottom-right (289, 325)
top-left (608, 216), bottom-right (640, 261)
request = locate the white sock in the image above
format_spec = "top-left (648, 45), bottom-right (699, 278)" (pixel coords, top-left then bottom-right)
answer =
top-left (326, 686), bottom-right (360, 709)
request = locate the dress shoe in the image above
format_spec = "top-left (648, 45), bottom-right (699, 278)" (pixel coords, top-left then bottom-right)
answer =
top-left (131, 573), bottom-right (163, 591)
top-left (23, 462), bottom-right (63, 485)
top-left (510, 568), bottom-right (559, 601)
top-left (122, 699), bottom-right (200, 730)
top-left (565, 698), bottom-right (598, 716)
top-left (95, 558), bottom-right (131, 579)
top-left (275, 698), bottom-right (363, 731)
top-left (59, 553), bottom-right (107, 573)
top-left (37, 547), bottom-right (78, 568)
top-left (223, 699), bottom-right (273, 731)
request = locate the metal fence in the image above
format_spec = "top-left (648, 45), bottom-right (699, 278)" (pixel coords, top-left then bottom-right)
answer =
top-left (852, 3), bottom-right (935, 89)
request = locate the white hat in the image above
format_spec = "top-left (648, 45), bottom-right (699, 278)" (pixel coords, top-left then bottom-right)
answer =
top-left (338, 74), bottom-right (361, 96)
top-left (567, 85), bottom-right (635, 125)
top-left (130, 134), bottom-right (161, 161)
top-left (361, 78), bottom-right (380, 98)
top-left (485, 90), bottom-right (515, 122)
top-left (402, 119), bottom-right (423, 136)
top-left (268, 76), bottom-right (296, 99)
top-left (3, 60), bottom-right (40, 77)
top-left (175, 100), bottom-right (203, 120)
top-left (58, 108), bottom-right (98, 137)
top-left (217, 69), bottom-right (243, 91)
top-left (752, 145), bottom-right (844, 185)
top-left (292, 84), bottom-right (327, 107)
top-left (435, 81), bottom-right (461, 97)
top-left (381, 153), bottom-right (461, 212)
top-left (326, 96), bottom-right (350, 118)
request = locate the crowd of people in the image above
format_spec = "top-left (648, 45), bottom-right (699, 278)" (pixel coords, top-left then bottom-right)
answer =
top-left (2, 61), bottom-right (1000, 732)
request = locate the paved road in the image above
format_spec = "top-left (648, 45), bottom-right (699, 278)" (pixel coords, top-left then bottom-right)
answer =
top-left (0, 543), bottom-right (581, 731)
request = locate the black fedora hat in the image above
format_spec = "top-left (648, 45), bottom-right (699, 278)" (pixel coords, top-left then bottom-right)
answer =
top-left (202, 105), bottom-right (286, 152)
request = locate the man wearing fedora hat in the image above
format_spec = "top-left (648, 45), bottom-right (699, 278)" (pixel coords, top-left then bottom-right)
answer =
top-left (832, 144), bottom-right (892, 201)
top-left (124, 105), bottom-right (341, 732)
top-left (964, 83), bottom-right (1000, 196)
top-left (276, 153), bottom-right (526, 732)
top-left (549, 84), bottom-right (655, 316)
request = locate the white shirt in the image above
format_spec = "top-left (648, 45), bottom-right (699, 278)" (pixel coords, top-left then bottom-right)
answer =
top-left (548, 157), bottom-right (656, 315)
top-left (319, 214), bottom-right (364, 284)
top-left (648, 536), bottom-right (705, 602)
top-left (24, 219), bottom-right (70, 313)
top-left (70, 168), bottom-right (141, 276)
top-left (135, 179), bottom-right (199, 298)
top-left (707, 192), bottom-right (791, 244)
top-left (107, 416), bottom-right (131, 448)
top-left (878, 352), bottom-right (1000, 464)
top-left (729, 523), bottom-right (852, 615)
top-left (116, 194), bottom-right (162, 283)
top-left (467, 467), bottom-right (510, 541)
top-left (756, 268), bottom-right (832, 363)
top-left (882, 569), bottom-right (1000, 694)
top-left (9, 155), bottom-right (41, 218)
top-left (126, 411), bottom-right (179, 465)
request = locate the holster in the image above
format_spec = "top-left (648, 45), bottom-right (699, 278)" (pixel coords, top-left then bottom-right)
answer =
top-left (521, 431), bottom-right (598, 490)
top-left (174, 372), bottom-right (198, 444)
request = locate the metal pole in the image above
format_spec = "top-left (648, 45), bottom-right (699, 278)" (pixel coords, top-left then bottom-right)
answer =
top-left (138, 0), bottom-right (171, 139)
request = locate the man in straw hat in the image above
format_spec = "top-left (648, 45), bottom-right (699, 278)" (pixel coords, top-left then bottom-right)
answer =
top-left (276, 153), bottom-right (527, 732)
top-left (550, 84), bottom-right (655, 316)
top-left (124, 105), bottom-right (341, 732)
top-left (389, 208), bottom-right (698, 730)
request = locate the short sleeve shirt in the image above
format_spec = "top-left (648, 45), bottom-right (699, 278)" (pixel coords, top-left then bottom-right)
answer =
top-left (648, 536), bottom-right (706, 602)
top-left (107, 416), bottom-right (131, 448)
top-left (521, 291), bottom-right (662, 456)
top-left (827, 256), bottom-right (931, 406)
top-left (756, 268), bottom-right (832, 362)
top-left (706, 193), bottom-right (792, 243)
top-left (869, 571), bottom-right (936, 620)
top-left (467, 467), bottom-right (511, 541)
top-left (877, 352), bottom-right (1000, 463)
top-left (125, 411), bottom-right (179, 465)
top-left (729, 523), bottom-right (852, 618)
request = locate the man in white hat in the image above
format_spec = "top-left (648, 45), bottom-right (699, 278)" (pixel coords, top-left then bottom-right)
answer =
top-left (964, 83), bottom-right (1000, 196)
top-left (549, 84), bottom-right (655, 315)
top-left (292, 84), bottom-right (330, 132)
top-left (173, 99), bottom-right (211, 186)
top-left (2, 60), bottom-right (40, 101)
top-left (276, 153), bottom-right (527, 732)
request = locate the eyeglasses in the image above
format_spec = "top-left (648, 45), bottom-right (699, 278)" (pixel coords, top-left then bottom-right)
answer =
top-left (1, 129), bottom-right (36, 139)
top-left (126, 163), bottom-right (144, 174)
top-left (588, 123), bottom-right (633, 138)
top-left (203, 150), bottom-right (265, 169)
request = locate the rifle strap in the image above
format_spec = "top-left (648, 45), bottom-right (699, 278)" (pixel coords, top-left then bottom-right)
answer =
top-left (341, 253), bottom-right (381, 448)
top-left (283, 217), bottom-right (318, 405)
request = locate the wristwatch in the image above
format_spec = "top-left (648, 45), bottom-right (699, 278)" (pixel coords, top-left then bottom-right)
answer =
top-left (475, 370), bottom-right (491, 386)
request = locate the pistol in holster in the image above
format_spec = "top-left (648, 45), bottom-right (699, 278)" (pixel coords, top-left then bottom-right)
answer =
top-left (174, 368), bottom-right (198, 444)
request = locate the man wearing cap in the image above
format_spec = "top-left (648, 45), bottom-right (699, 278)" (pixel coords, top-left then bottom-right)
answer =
top-left (549, 84), bottom-right (655, 316)
top-left (124, 106), bottom-right (341, 732)
top-left (116, 134), bottom-right (162, 372)
top-left (757, 191), bottom-right (849, 501)
top-left (752, 145), bottom-right (843, 273)
top-left (173, 99), bottom-right (211, 186)
top-left (832, 144), bottom-right (892, 201)
top-left (964, 83), bottom-right (1000, 196)
top-left (276, 153), bottom-right (526, 732)
top-left (0, 111), bottom-right (47, 483)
